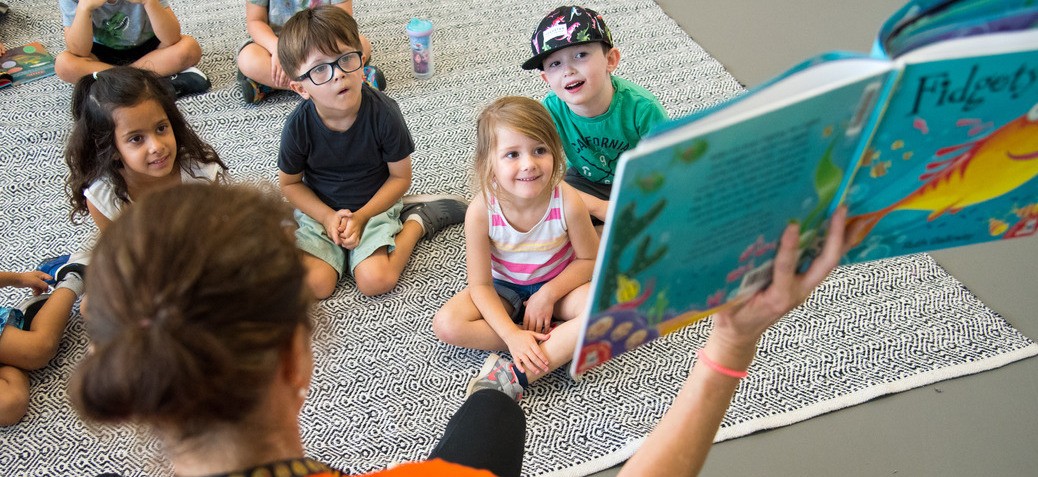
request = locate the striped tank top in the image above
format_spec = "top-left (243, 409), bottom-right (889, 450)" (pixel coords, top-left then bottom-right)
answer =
top-left (488, 186), bottom-right (574, 285)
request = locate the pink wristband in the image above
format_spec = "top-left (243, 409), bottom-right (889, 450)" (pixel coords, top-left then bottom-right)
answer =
top-left (697, 349), bottom-right (748, 379)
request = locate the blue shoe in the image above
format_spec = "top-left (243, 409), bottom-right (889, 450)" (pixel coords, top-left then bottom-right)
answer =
top-left (36, 255), bottom-right (69, 286)
top-left (169, 67), bottom-right (211, 98)
top-left (37, 251), bottom-right (89, 285)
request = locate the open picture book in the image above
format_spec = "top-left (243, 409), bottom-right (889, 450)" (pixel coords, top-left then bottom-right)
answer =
top-left (572, 0), bottom-right (1038, 375)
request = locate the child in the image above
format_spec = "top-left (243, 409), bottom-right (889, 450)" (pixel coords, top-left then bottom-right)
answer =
top-left (0, 262), bottom-right (84, 426)
top-left (275, 6), bottom-right (466, 299)
top-left (54, 0), bottom-right (211, 97)
top-left (64, 66), bottom-right (228, 231)
top-left (432, 96), bottom-right (599, 401)
top-left (522, 5), bottom-right (668, 225)
top-left (237, 0), bottom-right (381, 104)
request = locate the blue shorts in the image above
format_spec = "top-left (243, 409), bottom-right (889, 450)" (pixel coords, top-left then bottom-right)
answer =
top-left (293, 201), bottom-right (404, 278)
top-left (492, 279), bottom-right (547, 323)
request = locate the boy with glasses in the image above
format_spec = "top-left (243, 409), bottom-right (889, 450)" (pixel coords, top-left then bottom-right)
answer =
top-left (276, 6), bottom-right (466, 299)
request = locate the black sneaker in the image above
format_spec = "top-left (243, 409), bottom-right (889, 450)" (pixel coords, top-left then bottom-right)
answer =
top-left (401, 194), bottom-right (467, 239)
top-left (15, 294), bottom-right (49, 331)
top-left (168, 67), bottom-right (211, 97)
top-left (237, 70), bottom-right (274, 104)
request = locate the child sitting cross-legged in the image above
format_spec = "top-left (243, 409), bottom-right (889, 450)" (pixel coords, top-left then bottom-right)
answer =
top-left (275, 6), bottom-right (466, 299)
top-left (433, 96), bottom-right (599, 401)
top-left (55, 0), bottom-right (211, 98)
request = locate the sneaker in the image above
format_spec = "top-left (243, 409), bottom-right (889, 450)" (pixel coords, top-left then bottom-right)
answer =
top-left (237, 70), bottom-right (274, 104)
top-left (0, 306), bottom-right (25, 331)
top-left (400, 195), bottom-right (467, 240)
top-left (50, 249), bottom-right (89, 284)
top-left (14, 294), bottom-right (49, 331)
top-left (363, 65), bottom-right (387, 91)
top-left (168, 67), bottom-right (211, 97)
top-left (36, 254), bottom-right (70, 286)
top-left (466, 353), bottom-right (524, 402)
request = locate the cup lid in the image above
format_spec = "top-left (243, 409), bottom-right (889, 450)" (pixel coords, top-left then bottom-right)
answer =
top-left (406, 18), bottom-right (433, 34)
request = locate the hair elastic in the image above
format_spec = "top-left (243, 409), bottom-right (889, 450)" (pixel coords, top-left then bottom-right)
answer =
top-left (697, 349), bottom-right (748, 379)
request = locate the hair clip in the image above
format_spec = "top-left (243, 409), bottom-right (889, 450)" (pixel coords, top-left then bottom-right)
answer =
top-left (92, 71), bottom-right (99, 80)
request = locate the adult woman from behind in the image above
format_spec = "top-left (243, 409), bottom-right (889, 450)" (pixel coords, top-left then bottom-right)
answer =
top-left (68, 183), bottom-right (522, 476)
top-left (68, 182), bottom-right (847, 476)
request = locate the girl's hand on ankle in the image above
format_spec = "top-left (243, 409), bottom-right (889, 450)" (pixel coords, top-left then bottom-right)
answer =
top-left (504, 328), bottom-right (551, 374)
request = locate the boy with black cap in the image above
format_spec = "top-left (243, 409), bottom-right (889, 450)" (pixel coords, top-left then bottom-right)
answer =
top-left (522, 5), bottom-right (668, 224)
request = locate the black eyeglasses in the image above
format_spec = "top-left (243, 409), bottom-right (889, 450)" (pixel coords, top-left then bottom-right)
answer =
top-left (296, 51), bottom-right (363, 85)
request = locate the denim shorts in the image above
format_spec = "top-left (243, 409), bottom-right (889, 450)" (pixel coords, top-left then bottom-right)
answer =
top-left (492, 279), bottom-right (546, 323)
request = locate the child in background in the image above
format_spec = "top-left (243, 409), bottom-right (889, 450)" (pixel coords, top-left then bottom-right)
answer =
top-left (0, 261), bottom-right (84, 426)
top-left (522, 5), bottom-right (668, 225)
top-left (237, 0), bottom-right (381, 104)
top-left (276, 6), bottom-right (466, 299)
top-left (64, 66), bottom-right (228, 231)
top-left (433, 96), bottom-right (599, 401)
top-left (54, 0), bottom-right (210, 97)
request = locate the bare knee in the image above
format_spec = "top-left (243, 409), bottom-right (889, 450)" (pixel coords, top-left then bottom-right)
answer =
top-left (432, 309), bottom-right (465, 345)
top-left (0, 368), bottom-right (30, 426)
top-left (236, 44), bottom-right (268, 76)
top-left (304, 260), bottom-right (338, 300)
top-left (54, 51), bottom-right (90, 84)
top-left (354, 268), bottom-right (399, 297)
top-left (180, 35), bottom-right (203, 68)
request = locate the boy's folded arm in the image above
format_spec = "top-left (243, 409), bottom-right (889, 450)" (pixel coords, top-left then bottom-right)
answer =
top-left (354, 156), bottom-right (412, 220)
top-left (141, 0), bottom-right (183, 45)
top-left (244, 2), bottom-right (279, 54)
top-left (63, 14), bottom-right (96, 56)
top-left (278, 171), bottom-right (340, 240)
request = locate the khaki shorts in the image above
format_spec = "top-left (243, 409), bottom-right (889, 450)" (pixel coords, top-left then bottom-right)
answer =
top-left (293, 201), bottom-right (404, 277)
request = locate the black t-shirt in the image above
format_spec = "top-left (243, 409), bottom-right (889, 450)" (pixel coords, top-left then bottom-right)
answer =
top-left (277, 84), bottom-right (416, 212)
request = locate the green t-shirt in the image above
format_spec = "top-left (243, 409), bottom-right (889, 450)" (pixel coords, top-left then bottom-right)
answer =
top-left (543, 75), bottom-right (668, 186)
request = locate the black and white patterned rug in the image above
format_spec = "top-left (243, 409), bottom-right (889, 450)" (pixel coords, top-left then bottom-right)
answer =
top-left (1, 1), bottom-right (1035, 476)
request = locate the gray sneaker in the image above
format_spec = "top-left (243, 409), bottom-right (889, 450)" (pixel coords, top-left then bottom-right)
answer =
top-left (401, 195), bottom-right (467, 240)
top-left (466, 353), bottom-right (524, 402)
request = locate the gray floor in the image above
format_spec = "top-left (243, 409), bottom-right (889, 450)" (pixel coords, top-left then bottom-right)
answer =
top-left (592, 2), bottom-right (1038, 475)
